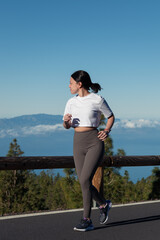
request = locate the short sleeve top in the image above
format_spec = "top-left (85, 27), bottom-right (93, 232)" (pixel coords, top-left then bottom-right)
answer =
top-left (63, 93), bottom-right (113, 128)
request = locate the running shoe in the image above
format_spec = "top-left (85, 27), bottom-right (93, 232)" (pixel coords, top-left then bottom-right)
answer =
top-left (99, 200), bottom-right (112, 224)
top-left (73, 218), bottom-right (94, 232)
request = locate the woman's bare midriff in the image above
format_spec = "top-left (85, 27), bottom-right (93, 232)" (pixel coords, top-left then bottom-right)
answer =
top-left (74, 127), bottom-right (97, 132)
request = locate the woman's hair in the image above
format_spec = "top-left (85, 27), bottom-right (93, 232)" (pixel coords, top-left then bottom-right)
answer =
top-left (71, 70), bottom-right (102, 93)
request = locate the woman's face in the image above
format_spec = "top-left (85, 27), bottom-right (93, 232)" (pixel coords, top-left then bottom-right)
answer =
top-left (69, 77), bottom-right (81, 94)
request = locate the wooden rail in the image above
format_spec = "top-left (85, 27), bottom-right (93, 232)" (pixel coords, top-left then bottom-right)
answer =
top-left (1, 155), bottom-right (160, 197)
top-left (0, 155), bottom-right (160, 170)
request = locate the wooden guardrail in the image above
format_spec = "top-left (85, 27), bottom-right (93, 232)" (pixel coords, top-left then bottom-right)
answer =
top-left (0, 155), bottom-right (160, 195)
top-left (0, 155), bottom-right (160, 170)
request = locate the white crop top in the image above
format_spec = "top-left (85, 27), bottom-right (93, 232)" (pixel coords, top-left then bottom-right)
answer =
top-left (63, 93), bottom-right (113, 128)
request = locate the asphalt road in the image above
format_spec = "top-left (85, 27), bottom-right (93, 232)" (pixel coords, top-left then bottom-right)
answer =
top-left (0, 201), bottom-right (160, 240)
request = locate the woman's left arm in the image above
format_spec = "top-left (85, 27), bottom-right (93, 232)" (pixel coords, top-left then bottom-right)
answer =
top-left (104, 114), bottom-right (115, 132)
top-left (98, 114), bottom-right (115, 141)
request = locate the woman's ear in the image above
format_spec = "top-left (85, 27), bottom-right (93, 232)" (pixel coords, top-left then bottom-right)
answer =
top-left (78, 81), bottom-right (83, 88)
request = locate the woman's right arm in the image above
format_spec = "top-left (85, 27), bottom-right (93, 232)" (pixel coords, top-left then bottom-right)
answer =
top-left (63, 113), bottom-right (72, 129)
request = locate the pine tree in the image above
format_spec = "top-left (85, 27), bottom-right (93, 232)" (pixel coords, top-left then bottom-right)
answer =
top-left (7, 138), bottom-right (24, 187)
top-left (0, 139), bottom-right (30, 214)
top-left (149, 167), bottom-right (160, 200)
top-left (101, 114), bottom-right (127, 203)
top-left (7, 138), bottom-right (24, 157)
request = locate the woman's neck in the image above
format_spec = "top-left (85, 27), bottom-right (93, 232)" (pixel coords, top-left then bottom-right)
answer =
top-left (78, 88), bottom-right (90, 97)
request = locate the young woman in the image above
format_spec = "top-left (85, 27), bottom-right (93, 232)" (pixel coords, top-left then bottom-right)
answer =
top-left (63, 70), bottom-right (115, 231)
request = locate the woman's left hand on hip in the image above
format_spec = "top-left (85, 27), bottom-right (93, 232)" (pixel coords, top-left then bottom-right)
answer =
top-left (97, 130), bottom-right (109, 141)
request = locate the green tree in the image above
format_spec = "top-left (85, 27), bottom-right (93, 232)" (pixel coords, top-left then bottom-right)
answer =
top-left (7, 138), bottom-right (24, 157)
top-left (104, 136), bottom-right (114, 156)
top-left (116, 149), bottom-right (126, 156)
top-left (50, 174), bottom-right (67, 210)
top-left (61, 168), bottom-right (82, 209)
top-left (100, 114), bottom-right (128, 204)
top-left (0, 139), bottom-right (30, 214)
top-left (7, 138), bottom-right (24, 187)
top-left (149, 167), bottom-right (160, 200)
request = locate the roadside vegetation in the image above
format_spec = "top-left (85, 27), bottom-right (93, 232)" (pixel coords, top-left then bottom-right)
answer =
top-left (0, 137), bottom-right (159, 216)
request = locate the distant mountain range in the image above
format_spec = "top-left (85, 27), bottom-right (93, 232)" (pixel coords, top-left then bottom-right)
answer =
top-left (0, 114), bottom-right (62, 130)
top-left (0, 114), bottom-right (160, 182)
top-left (0, 114), bottom-right (160, 138)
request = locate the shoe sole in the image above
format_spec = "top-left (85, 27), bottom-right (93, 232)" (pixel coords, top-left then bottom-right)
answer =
top-left (73, 226), bottom-right (94, 232)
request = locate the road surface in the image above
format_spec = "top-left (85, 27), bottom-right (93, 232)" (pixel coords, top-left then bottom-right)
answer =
top-left (0, 201), bottom-right (160, 240)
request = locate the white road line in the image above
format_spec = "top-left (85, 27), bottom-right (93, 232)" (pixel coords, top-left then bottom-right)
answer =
top-left (0, 200), bottom-right (160, 221)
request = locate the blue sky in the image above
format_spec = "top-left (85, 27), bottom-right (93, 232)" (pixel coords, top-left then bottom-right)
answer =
top-left (0, 0), bottom-right (160, 119)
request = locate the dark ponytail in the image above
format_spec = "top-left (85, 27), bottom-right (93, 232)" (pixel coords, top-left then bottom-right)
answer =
top-left (91, 83), bottom-right (102, 93)
top-left (71, 70), bottom-right (102, 93)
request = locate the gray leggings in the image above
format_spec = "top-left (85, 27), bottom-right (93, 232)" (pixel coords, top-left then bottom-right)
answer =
top-left (73, 129), bottom-right (106, 218)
